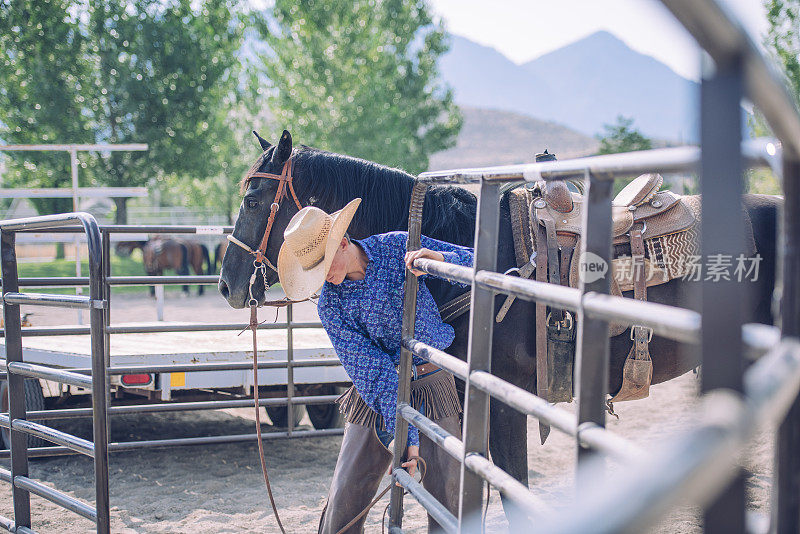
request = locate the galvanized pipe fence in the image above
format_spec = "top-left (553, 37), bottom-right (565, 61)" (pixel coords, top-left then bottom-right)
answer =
top-left (0, 219), bottom-right (347, 532)
top-left (385, 1), bottom-right (800, 532)
top-left (0, 213), bottom-right (110, 532)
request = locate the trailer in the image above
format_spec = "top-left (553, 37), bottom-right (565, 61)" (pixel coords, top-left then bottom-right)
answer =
top-left (0, 321), bottom-right (349, 449)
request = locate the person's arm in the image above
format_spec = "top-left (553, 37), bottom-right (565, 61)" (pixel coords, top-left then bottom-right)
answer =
top-left (420, 234), bottom-right (474, 268)
top-left (322, 310), bottom-right (420, 447)
top-left (404, 235), bottom-right (474, 280)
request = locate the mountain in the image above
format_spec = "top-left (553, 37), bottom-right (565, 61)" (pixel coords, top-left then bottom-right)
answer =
top-left (439, 32), bottom-right (697, 141)
top-left (437, 36), bottom-right (554, 127)
top-left (428, 106), bottom-right (597, 171)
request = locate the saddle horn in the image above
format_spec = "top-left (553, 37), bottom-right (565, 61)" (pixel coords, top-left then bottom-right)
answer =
top-left (536, 150), bottom-right (574, 213)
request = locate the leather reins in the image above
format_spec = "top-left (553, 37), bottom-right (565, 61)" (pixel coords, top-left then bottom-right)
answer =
top-left (229, 156), bottom-right (304, 534)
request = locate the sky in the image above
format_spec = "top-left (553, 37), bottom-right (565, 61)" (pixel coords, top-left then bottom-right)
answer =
top-left (427, 0), bottom-right (769, 80)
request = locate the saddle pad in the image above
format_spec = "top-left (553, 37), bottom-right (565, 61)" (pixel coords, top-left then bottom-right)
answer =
top-left (679, 195), bottom-right (757, 255)
top-left (639, 195), bottom-right (756, 282)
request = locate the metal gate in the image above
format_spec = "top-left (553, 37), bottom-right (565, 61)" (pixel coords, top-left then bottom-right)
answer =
top-left (0, 220), bottom-right (347, 532)
top-left (0, 213), bottom-right (110, 532)
top-left (387, 1), bottom-right (800, 532)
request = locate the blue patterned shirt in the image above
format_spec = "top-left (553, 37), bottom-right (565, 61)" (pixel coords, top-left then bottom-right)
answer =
top-left (317, 231), bottom-right (474, 446)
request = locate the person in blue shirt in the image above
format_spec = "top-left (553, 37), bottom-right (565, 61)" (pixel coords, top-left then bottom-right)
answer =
top-left (277, 198), bottom-right (473, 533)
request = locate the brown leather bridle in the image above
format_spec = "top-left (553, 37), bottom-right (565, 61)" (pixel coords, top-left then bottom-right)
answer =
top-left (227, 156), bottom-right (303, 274)
top-left (228, 154), bottom-right (304, 534)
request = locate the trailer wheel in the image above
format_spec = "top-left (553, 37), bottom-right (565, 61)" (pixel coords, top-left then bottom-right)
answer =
top-left (265, 405), bottom-right (305, 428)
top-left (307, 386), bottom-right (345, 430)
top-left (1, 379), bottom-right (47, 449)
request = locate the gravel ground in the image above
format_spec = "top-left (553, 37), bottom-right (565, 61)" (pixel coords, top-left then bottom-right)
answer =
top-left (0, 292), bottom-right (775, 533)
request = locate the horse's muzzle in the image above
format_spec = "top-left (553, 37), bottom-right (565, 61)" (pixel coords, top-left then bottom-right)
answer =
top-left (218, 277), bottom-right (247, 309)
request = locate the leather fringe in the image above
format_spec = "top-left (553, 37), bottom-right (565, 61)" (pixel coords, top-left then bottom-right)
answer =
top-left (336, 370), bottom-right (462, 430)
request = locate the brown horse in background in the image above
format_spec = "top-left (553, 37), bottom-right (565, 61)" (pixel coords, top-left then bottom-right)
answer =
top-left (183, 241), bottom-right (211, 295)
top-left (212, 238), bottom-right (228, 275)
top-left (115, 241), bottom-right (145, 258)
top-left (142, 237), bottom-right (210, 296)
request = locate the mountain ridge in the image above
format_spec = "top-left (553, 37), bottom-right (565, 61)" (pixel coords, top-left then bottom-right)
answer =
top-left (428, 106), bottom-right (598, 171)
top-left (439, 31), bottom-right (697, 141)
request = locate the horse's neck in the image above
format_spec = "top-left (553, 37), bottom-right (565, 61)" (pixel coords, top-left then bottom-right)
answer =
top-left (306, 154), bottom-right (476, 243)
top-left (317, 166), bottom-right (414, 238)
top-left (347, 189), bottom-right (476, 243)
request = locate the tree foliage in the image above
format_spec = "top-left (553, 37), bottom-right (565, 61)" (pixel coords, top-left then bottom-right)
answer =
top-left (258, 0), bottom-right (462, 175)
top-left (766, 0), bottom-right (800, 106)
top-left (0, 0), bottom-right (247, 221)
top-left (742, 0), bottom-right (797, 194)
top-left (0, 0), bottom-right (94, 214)
top-left (596, 115), bottom-right (653, 155)
top-left (595, 115), bottom-right (654, 195)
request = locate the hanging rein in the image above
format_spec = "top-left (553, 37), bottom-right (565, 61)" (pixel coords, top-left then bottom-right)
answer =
top-left (228, 156), bottom-right (305, 534)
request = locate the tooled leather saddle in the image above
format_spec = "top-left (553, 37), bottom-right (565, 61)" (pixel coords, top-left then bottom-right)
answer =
top-left (506, 165), bottom-right (755, 424)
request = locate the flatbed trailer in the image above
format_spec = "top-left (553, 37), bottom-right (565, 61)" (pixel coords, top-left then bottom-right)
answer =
top-left (0, 321), bottom-right (349, 449)
top-left (6, 322), bottom-right (344, 400)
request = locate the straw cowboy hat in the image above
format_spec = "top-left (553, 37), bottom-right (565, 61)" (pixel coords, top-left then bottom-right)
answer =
top-left (277, 198), bottom-right (361, 300)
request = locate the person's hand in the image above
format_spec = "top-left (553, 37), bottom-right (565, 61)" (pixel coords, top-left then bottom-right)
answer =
top-left (391, 444), bottom-right (420, 486)
top-left (404, 248), bottom-right (444, 277)
top-left (402, 444), bottom-right (419, 477)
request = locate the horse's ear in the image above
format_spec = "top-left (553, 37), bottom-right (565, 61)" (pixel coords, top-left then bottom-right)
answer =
top-left (252, 130), bottom-right (271, 151)
top-left (273, 129), bottom-right (292, 164)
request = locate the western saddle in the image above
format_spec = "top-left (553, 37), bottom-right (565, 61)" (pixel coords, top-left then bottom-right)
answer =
top-left (503, 151), bottom-right (752, 439)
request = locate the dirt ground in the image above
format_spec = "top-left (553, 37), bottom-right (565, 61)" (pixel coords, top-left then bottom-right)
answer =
top-left (0, 292), bottom-right (775, 533)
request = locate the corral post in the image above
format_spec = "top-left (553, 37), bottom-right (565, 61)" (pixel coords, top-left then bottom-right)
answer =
top-left (70, 148), bottom-right (84, 326)
top-left (87, 218), bottom-right (111, 533)
top-left (155, 285), bottom-right (165, 321)
top-left (102, 230), bottom-right (112, 443)
top-left (389, 186), bottom-right (425, 529)
top-left (1, 229), bottom-right (32, 528)
top-left (775, 156), bottom-right (800, 533)
top-left (699, 53), bottom-right (746, 534)
top-left (458, 180), bottom-right (500, 529)
top-left (574, 171), bottom-right (612, 480)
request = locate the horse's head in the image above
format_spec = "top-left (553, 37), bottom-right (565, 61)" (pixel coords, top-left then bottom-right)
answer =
top-left (219, 129), bottom-right (301, 308)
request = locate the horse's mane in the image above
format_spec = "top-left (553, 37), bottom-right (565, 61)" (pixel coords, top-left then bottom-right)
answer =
top-left (291, 147), bottom-right (477, 246)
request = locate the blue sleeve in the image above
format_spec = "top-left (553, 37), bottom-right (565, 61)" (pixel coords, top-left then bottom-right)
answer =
top-left (420, 234), bottom-right (474, 268)
top-left (321, 306), bottom-right (419, 447)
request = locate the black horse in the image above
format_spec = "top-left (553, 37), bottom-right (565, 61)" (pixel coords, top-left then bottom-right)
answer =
top-left (218, 130), bottom-right (780, 526)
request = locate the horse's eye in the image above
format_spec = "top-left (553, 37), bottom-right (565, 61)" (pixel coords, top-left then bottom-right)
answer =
top-left (245, 197), bottom-right (259, 210)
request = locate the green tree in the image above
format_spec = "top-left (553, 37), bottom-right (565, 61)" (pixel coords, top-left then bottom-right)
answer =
top-left (0, 0), bottom-right (248, 223)
top-left (766, 0), bottom-right (800, 106)
top-left (0, 0), bottom-right (93, 215)
top-left (596, 116), bottom-right (654, 195)
top-left (742, 0), bottom-right (798, 194)
top-left (161, 104), bottom-right (268, 224)
top-left (258, 0), bottom-right (462, 175)
top-left (596, 115), bottom-right (653, 155)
